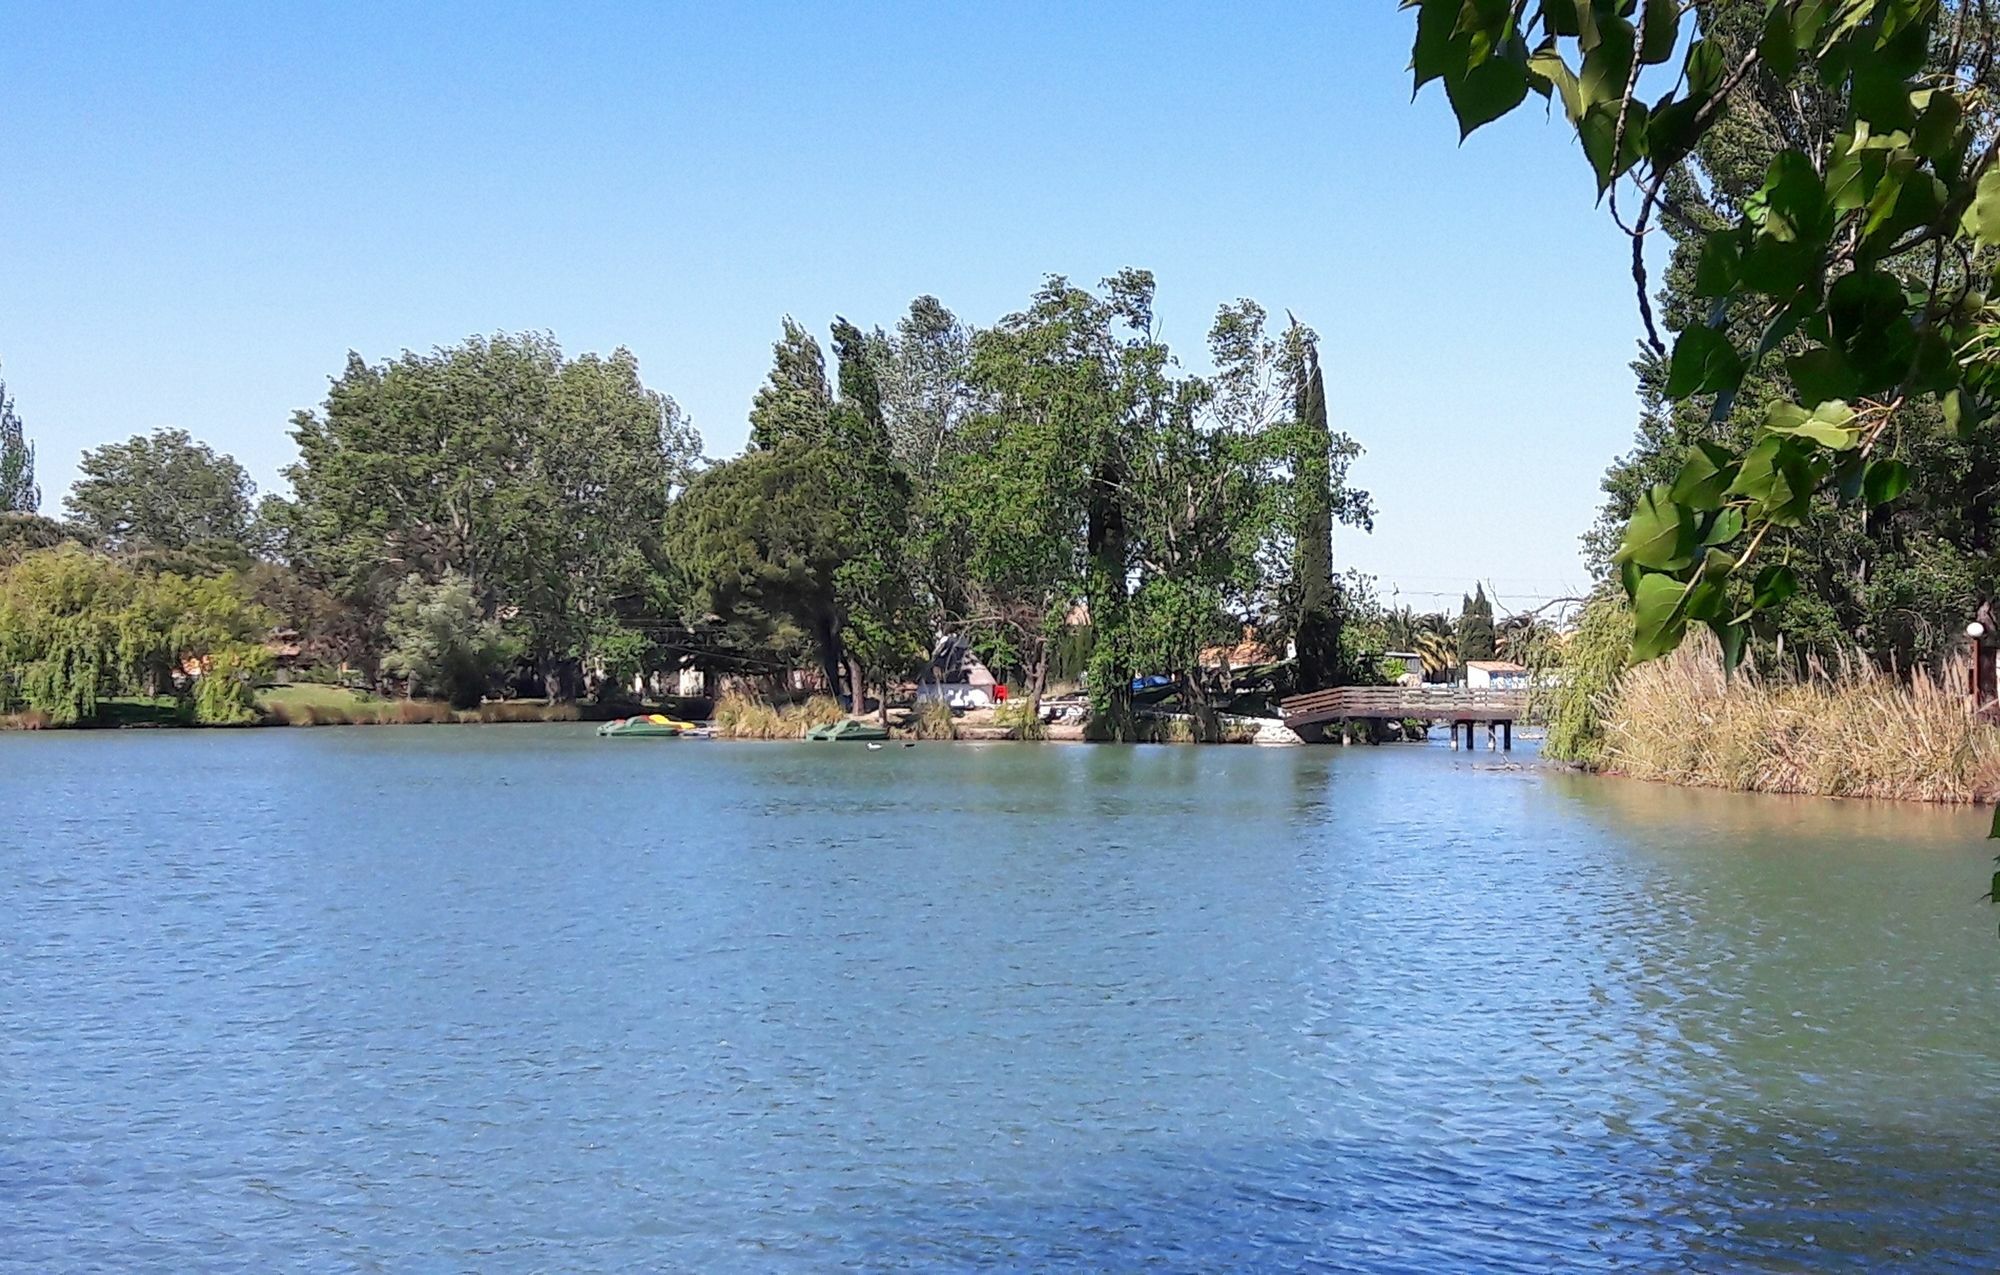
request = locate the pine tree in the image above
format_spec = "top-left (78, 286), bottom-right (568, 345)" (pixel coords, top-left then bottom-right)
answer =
top-left (0, 376), bottom-right (39, 513)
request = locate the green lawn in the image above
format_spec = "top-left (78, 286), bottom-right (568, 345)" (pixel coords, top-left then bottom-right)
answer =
top-left (256, 683), bottom-right (377, 713)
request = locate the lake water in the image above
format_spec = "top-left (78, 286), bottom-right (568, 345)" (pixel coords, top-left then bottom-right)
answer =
top-left (4, 727), bottom-right (1999, 1271)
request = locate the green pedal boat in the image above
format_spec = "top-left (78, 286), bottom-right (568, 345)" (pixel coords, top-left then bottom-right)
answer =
top-left (805, 719), bottom-right (891, 742)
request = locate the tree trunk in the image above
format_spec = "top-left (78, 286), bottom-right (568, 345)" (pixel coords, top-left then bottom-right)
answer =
top-left (541, 657), bottom-right (578, 704)
top-left (1028, 642), bottom-right (1049, 717)
top-left (877, 681), bottom-right (890, 728)
top-left (848, 656), bottom-right (866, 716)
top-left (813, 614), bottom-right (844, 702)
top-left (1182, 672), bottom-right (1221, 742)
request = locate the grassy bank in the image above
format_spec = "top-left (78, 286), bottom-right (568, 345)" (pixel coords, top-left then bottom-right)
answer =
top-left (1599, 638), bottom-right (2000, 804)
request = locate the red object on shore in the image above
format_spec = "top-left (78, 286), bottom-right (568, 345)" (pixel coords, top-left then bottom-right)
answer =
top-left (994, 684), bottom-right (1008, 701)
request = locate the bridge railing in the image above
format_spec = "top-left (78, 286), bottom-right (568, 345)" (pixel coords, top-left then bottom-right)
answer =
top-left (1281, 684), bottom-right (1528, 722)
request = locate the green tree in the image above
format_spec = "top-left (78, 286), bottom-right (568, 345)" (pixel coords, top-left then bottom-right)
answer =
top-left (666, 443), bottom-right (862, 694)
top-left (748, 318), bottom-right (836, 450)
top-left (0, 545), bottom-right (270, 724)
top-left (0, 375), bottom-right (37, 513)
top-left (0, 546), bottom-right (124, 722)
top-left (380, 572), bottom-right (517, 709)
top-left (828, 317), bottom-right (926, 718)
top-left (1459, 585), bottom-right (1496, 667)
top-left (284, 334), bottom-right (699, 699)
top-left (1408, 0), bottom-right (2000, 671)
top-left (1576, 0), bottom-right (2000, 673)
top-left (65, 428), bottom-right (256, 551)
top-left (973, 272), bottom-right (1170, 739)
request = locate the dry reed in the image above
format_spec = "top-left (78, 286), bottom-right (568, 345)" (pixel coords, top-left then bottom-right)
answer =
top-left (713, 692), bottom-right (846, 739)
top-left (477, 700), bottom-right (582, 723)
top-left (906, 700), bottom-right (958, 740)
top-left (1602, 634), bottom-right (2000, 803)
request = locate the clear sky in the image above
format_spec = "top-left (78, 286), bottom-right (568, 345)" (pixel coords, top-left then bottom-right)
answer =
top-left (1, 1), bottom-right (1652, 614)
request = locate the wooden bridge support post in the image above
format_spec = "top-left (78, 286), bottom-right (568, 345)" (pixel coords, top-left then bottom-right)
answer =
top-left (1502, 721), bottom-right (1512, 751)
top-left (1449, 721), bottom-right (1459, 750)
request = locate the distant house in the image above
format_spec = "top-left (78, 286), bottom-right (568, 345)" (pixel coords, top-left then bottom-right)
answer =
top-left (1199, 626), bottom-right (1282, 670)
top-left (1465, 659), bottom-right (1529, 690)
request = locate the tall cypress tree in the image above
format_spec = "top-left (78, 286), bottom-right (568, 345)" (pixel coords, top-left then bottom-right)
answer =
top-left (1458, 585), bottom-right (1496, 666)
top-left (1292, 337), bottom-right (1340, 689)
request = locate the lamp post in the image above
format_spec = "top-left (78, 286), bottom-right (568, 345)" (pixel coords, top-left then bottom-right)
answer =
top-left (1971, 604), bottom-right (1998, 723)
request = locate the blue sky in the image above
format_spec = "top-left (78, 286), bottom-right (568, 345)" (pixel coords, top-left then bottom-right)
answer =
top-left (1, 1), bottom-right (1651, 613)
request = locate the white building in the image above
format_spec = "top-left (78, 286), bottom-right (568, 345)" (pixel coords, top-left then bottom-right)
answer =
top-left (1465, 659), bottom-right (1529, 690)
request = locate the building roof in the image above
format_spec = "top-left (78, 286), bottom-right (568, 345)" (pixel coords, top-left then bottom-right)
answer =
top-left (1466, 660), bottom-right (1528, 672)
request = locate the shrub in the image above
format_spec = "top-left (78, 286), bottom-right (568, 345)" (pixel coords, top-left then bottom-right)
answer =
top-left (991, 700), bottom-right (1043, 740)
top-left (380, 572), bottom-right (518, 710)
top-left (1, 708), bottom-right (51, 730)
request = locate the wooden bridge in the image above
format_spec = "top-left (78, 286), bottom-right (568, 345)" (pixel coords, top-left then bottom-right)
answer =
top-left (1279, 685), bottom-right (1529, 749)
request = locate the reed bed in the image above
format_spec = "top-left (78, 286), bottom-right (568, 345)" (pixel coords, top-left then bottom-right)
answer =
top-left (268, 699), bottom-right (456, 726)
top-left (1602, 636), bottom-right (2000, 803)
top-left (0, 708), bottom-right (51, 730)
top-left (477, 700), bottom-right (582, 723)
top-left (712, 692), bottom-right (845, 739)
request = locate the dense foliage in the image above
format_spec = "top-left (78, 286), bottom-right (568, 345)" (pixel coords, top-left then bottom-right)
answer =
top-left (2, 277), bottom-right (1382, 729)
top-left (66, 428), bottom-right (258, 552)
top-left (0, 546), bottom-right (268, 724)
top-left (1411, 0), bottom-right (2000, 675)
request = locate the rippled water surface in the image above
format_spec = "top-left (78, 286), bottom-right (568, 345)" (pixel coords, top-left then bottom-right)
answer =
top-left (5, 727), bottom-right (2000, 1270)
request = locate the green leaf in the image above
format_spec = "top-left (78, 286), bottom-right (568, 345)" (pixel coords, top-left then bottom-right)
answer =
top-left (1963, 165), bottom-right (2000, 244)
top-left (1669, 441), bottom-right (1737, 511)
top-left (1703, 506), bottom-right (1744, 546)
top-left (1990, 804), bottom-right (2000, 840)
top-left (1863, 458), bottom-right (1911, 505)
top-left (1528, 46), bottom-right (1582, 119)
top-left (1765, 398), bottom-right (1860, 450)
top-left (1693, 232), bottom-right (1740, 298)
top-left (1444, 53), bottom-right (1531, 138)
top-left (1411, 0), bottom-right (1463, 90)
top-left (1577, 16), bottom-right (1636, 111)
top-left (1616, 484), bottom-right (1698, 571)
top-left (1631, 571), bottom-right (1691, 661)
top-left (1639, 0), bottom-right (1678, 64)
top-left (1712, 618), bottom-right (1747, 674)
top-left (1684, 38), bottom-right (1724, 97)
top-left (1751, 151), bottom-right (1832, 244)
top-left (1785, 347), bottom-right (1857, 405)
top-left (1945, 388), bottom-right (1981, 439)
top-left (1666, 325), bottom-right (1743, 399)
top-left (1752, 563), bottom-right (1798, 610)
top-left (1684, 549), bottom-right (1736, 622)
top-left (1759, 4), bottom-right (1799, 78)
